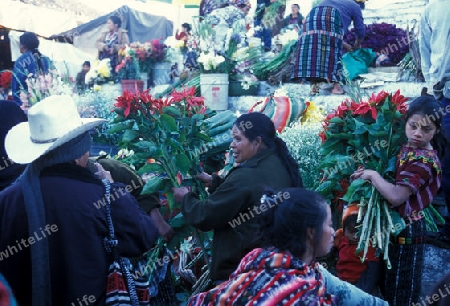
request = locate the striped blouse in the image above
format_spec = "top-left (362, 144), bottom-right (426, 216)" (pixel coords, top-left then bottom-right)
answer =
top-left (396, 145), bottom-right (442, 217)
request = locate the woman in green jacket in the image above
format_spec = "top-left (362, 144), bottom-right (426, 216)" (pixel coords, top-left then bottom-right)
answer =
top-left (173, 112), bottom-right (303, 283)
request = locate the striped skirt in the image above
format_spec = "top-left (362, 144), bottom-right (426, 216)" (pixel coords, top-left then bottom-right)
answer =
top-left (291, 6), bottom-right (344, 82)
top-left (383, 217), bottom-right (427, 305)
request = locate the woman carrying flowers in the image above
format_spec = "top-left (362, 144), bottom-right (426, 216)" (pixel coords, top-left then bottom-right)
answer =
top-left (11, 32), bottom-right (52, 107)
top-left (351, 96), bottom-right (443, 305)
top-left (172, 113), bottom-right (303, 284)
top-left (96, 15), bottom-right (129, 76)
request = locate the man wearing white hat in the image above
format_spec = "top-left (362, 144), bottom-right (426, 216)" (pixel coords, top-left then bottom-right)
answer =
top-left (0, 95), bottom-right (159, 305)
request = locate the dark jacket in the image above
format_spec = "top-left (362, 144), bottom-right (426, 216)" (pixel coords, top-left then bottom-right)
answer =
top-left (283, 13), bottom-right (304, 27)
top-left (182, 149), bottom-right (293, 281)
top-left (0, 163), bottom-right (159, 305)
top-left (0, 101), bottom-right (27, 192)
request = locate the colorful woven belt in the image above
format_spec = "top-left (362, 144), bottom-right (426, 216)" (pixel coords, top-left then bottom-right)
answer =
top-left (300, 30), bottom-right (343, 40)
top-left (397, 236), bottom-right (427, 245)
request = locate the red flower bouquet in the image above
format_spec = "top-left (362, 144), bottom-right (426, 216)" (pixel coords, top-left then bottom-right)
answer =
top-left (316, 90), bottom-right (411, 267)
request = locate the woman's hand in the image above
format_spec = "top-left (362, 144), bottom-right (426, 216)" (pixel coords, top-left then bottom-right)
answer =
top-left (350, 167), bottom-right (377, 182)
top-left (150, 208), bottom-right (174, 242)
top-left (172, 187), bottom-right (189, 203)
top-left (195, 172), bottom-right (213, 188)
top-left (94, 162), bottom-right (114, 183)
top-left (343, 42), bottom-right (354, 52)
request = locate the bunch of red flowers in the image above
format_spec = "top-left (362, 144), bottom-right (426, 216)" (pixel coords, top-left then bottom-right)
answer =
top-left (0, 70), bottom-right (12, 89)
top-left (114, 86), bottom-right (206, 118)
top-left (319, 90), bottom-right (408, 142)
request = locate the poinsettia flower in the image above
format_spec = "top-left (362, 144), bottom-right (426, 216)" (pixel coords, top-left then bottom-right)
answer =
top-left (170, 86), bottom-right (205, 108)
top-left (352, 101), bottom-right (378, 120)
top-left (369, 90), bottom-right (389, 104)
top-left (391, 89), bottom-right (408, 114)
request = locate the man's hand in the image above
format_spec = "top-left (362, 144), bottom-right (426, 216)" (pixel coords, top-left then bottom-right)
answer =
top-left (150, 208), bottom-right (174, 242)
top-left (172, 187), bottom-right (189, 203)
top-left (94, 162), bottom-right (114, 183)
top-left (343, 42), bottom-right (354, 52)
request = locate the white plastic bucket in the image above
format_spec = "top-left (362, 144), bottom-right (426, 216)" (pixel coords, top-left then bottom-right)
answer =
top-left (200, 73), bottom-right (229, 110)
top-left (151, 62), bottom-right (172, 85)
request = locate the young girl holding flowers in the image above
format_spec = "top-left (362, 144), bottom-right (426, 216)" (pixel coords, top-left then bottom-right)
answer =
top-left (351, 96), bottom-right (443, 305)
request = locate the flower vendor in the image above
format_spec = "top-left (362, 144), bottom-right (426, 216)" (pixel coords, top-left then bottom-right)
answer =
top-left (188, 188), bottom-right (388, 306)
top-left (291, 0), bottom-right (365, 95)
top-left (96, 15), bottom-right (130, 76)
top-left (351, 96), bottom-right (443, 305)
top-left (11, 32), bottom-right (52, 107)
top-left (173, 113), bottom-right (303, 284)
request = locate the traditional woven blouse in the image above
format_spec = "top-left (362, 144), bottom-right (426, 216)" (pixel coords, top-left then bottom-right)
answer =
top-left (395, 145), bottom-right (442, 217)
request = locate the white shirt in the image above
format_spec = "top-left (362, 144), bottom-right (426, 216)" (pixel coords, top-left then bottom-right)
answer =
top-left (420, 0), bottom-right (450, 85)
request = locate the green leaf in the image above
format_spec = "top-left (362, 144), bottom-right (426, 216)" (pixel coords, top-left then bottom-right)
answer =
top-left (319, 138), bottom-right (343, 155)
top-left (173, 153), bottom-right (191, 175)
top-left (160, 114), bottom-right (178, 132)
top-left (195, 132), bottom-right (212, 142)
top-left (108, 122), bottom-right (132, 134)
top-left (342, 179), bottom-right (369, 203)
top-left (163, 106), bottom-right (182, 117)
top-left (166, 138), bottom-right (183, 152)
top-left (170, 213), bottom-right (187, 228)
top-left (353, 118), bottom-right (367, 135)
top-left (329, 117), bottom-right (345, 123)
top-left (132, 141), bottom-right (157, 154)
top-left (121, 130), bottom-right (138, 143)
top-left (141, 175), bottom-right (166, 194)
top-left (191, 113), bottom-right (205, 123)
top-left (137, 163), bottom-right (165, 175)
top-left (180, 131), bottom-right (186, 143)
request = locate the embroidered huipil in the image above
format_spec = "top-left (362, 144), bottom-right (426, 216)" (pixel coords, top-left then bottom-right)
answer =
top-left (395, 145), bottom-right (442, 217)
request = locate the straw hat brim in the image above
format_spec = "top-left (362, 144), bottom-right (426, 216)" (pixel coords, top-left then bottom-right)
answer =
top-left (5, 118), bottom-right (106, 164)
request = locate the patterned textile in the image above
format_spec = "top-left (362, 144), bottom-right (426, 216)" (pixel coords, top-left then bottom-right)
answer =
top-left (395, 145), bottom-right (442, 217)
top-left (291, 6), bottom-right (344, 82)
top-left (99, 32), bottom-right (119, 72)
top-left (383, 218), bottom-right (426, 305)
top-left (187, 247), bottom-right (335, 306)
top-left (0, 273), bottom-right (17, 306)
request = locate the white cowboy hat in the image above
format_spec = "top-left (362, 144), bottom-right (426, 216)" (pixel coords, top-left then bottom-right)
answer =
top-left (5, 95), bottom-right (106, 164)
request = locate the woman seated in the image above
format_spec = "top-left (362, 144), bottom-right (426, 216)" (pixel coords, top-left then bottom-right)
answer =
top-left (96, 15), bottom-right (129, 75)
top-left (187, 188), bottom-right (388, 305)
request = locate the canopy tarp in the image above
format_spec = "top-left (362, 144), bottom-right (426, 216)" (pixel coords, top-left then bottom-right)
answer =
top-left (0, 0), bottom-right (78, 37)
top-left (51, 5), bottom-right (174, 58)
top-left (9, 30), bottom-right (96, 80)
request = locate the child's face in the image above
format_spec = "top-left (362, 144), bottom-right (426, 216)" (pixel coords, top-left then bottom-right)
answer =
top-left (405, 114), bottom-right (438, 149)
top-left (344, 224), bottom-right (358, 244)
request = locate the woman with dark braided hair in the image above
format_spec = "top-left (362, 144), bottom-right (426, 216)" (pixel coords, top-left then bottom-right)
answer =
top-left (11, 32), bottom-right (52, 107)
top-left (173, 112), bottom-right (303, 284)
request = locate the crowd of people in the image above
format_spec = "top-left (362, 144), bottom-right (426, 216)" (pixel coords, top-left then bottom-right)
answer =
top-left (1, 0), bottom-right (450, 305)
